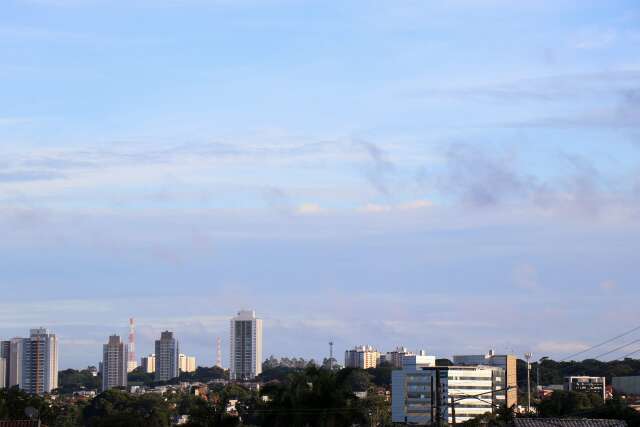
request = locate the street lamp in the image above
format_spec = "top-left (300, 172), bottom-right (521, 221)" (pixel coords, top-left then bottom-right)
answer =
top-left (524, 352), bottom-right (532, 413)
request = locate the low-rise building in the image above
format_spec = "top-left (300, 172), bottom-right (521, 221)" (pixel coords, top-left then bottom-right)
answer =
top-left (564, 376), bottom-right (606, 401)
top-left (392, 355), bottom-right (507, 424)
top-left (612, 376), bottom-right (640, 396)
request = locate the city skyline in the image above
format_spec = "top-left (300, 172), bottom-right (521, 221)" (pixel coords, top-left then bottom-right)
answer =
top-left (1, 0), bottom-right (639, 369)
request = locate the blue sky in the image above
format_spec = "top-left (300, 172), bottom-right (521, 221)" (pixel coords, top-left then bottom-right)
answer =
top-left (1, 0), bottom-right (639, 369)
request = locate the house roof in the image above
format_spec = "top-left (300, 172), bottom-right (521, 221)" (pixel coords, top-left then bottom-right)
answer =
top-left (514, 419), bottom-right (627, 427)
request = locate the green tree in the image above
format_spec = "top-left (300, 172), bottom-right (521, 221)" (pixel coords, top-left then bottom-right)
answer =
top-left (82, 389), bottom-right (172, 427)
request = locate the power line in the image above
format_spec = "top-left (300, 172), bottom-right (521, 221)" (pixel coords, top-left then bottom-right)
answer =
top-left (591, 337), bottom-right (640, 360)
top-left (619, 347), bottom-right (640, 360)
top-left (560, 323), bottom-right (640, 361)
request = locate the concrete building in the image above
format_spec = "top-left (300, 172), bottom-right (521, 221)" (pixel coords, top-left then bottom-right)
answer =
top-left (141, 354), bottom-right (156, 373)
top-left (392, 356), bottom-right (507, 424)
top-left (230, 310), bottom-right (263, 381)
top-left (8, 338), bottom-right (24, 388)
top-left (102, 335), bottom-right (128, 391)
top-left (179, 354), bottom-right (197, 373)
top-left (564, 376), bottom-right (606, 400)
top-left (612, 376), bottom-right (640, 395)
top-left (0, 357), bottom-right (5, 389)
top-left (155, 331), bottom-right (179, 382)
top-left (0, 341), bottom-right (9, 388)
top-left (382, 347), bottom-right (415, 368)
top-left (21, 328), bottom-right (58, 395)
top-left (345, 345), bottom-right (380, 369)
top-left (453, 349), bottom-right (518, 408)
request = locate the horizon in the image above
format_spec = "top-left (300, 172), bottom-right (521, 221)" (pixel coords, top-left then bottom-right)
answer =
top-left (1, 0), bottom-right (640, 369)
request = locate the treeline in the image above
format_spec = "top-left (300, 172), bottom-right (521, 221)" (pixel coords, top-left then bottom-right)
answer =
top-left (515, 357), bottom-right (640, 388)
top-left (2, 366), bottom-right (391, 427)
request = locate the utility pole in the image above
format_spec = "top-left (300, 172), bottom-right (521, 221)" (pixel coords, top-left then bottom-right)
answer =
top-left (450, 395), bottom-right (456, 425)
top-left (525, 352), bottom-right (532, 413)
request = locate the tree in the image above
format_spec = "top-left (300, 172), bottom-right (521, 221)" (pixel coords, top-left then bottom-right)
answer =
top-left (82, 389), bottom-right (172, 427)
top-left (536, 390), bottom-right (603, 417)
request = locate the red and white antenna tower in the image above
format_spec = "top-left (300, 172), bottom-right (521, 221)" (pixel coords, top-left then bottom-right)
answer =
top-left (216, 337), bottom-right (222, 368)
top-left (127, 317), bottom-right (137, 372)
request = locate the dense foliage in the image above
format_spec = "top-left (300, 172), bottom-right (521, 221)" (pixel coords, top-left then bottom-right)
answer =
top-left (516, 357), bottom-right (640, 388)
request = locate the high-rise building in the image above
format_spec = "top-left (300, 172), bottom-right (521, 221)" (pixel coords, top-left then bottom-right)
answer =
top-left (102, 335), bottom-right (128, 392)
top-left (230, 310), bottom-right (263, 381)
top-left (21, 328), bottom-right (58, 395)
top-left (127, 318), bottom-right (138, 373)
top-left (0, 357), bottom-right (5, 389)
top-left (155, 331), bottom-right (179, 381)
top-left (141, 354), bottom-right (156, 373)
top-left (345, 345), bottom-right (380, 369)
top-left (392, 356), bottom-right (506, 424)
top-left (179, 354), bottom-right (197, 373)
top-left (382, 346), bottom-right (415, 368)
top-left (0, 341), bottom-right (10, 388)
top-left (453, 350), bottom-right (518, 408)
top-left (8, 338), bottom-right (24, 388)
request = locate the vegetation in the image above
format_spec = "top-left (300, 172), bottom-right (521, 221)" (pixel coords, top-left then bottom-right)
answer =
top-left (58, 368), bottom-right (100, 394)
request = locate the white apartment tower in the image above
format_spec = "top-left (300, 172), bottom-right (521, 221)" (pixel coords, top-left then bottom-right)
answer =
top-left (141, 354), bottom-right (156, 373)
top-left (102, 335), bottom-right (128, 391)
top-left (21, 328), bottom-right (58, 395)
top-left (230, 310), bottom-right (263, 381)
top-left (155, 331), bottom-right (179, 381)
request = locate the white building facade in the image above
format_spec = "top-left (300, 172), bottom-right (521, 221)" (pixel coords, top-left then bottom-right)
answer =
top-left (230, 310), bottom-right (263, 381)
top-left (392, 356), bottom-right (505, 424)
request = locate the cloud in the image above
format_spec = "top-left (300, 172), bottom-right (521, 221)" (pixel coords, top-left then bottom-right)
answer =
top-left (436, 143), bottom-right (531, 207)
top-left (570, 28), bottom-right (617, 50)
top-left (295, 203), bottom-right (326, 215)
top-left (535, 341), bottom-right (590, 354)
top-left (355, 140), bottom-right (395, 195)
top-left (357, 199), bottom-right (432, 213)
top-left (600, 280), bottom-right (617, 291)
top-left (0, 170), bottom-right (65, 183)
top-left (513, 263), bottom-right (539, 290)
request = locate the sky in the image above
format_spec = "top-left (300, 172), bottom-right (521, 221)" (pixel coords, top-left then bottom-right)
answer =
top-left (0, 0), bottom-right (639, 369)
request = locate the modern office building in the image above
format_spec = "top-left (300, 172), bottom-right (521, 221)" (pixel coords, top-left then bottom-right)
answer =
top-left (382, 347), bottom-right (416, 368)
top-left (179, 354), bottom-right (197, 373)
top-left (155, 331), bottom-right (179, 382)
top-left (230, 310), bottom-right (263, 381)
top-left (612, 376), bottom-right (640, 395)
top-left (21, 328), bottom-right (58, 395)
top-left (392, 356), bottom-right (506, 424)
top-left (102, 335), bottom-right (128, 391)
top-left (453, 349), bottom-right (518, 408)
top-left (141, 354), bottom-right (156, 373)
top-left (345, 345), bottom-right (380, 369)
top-left (564, 376), bottom-right (606, 400)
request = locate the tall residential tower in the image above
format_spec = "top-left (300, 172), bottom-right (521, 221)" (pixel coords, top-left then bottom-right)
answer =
top-left (229, 310), bottom-right (262, 381)
top-left (155, 331), bottom-right (179, 381)
top-left (102, 335), bottom-right (128, 391)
